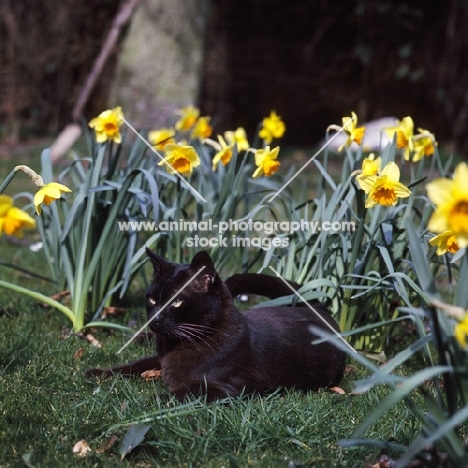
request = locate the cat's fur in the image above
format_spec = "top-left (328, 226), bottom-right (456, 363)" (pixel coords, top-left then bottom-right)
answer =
top-left (86, 249), bottom-right (346, 401)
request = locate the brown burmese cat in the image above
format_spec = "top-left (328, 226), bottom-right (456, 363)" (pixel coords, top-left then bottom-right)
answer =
top-left (86, 249), bottom-right (346, 401)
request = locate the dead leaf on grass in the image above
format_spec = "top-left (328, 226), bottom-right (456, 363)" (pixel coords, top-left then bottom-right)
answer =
top-left (97, 435), bottom-right (119, 454)
top-left (85, 333), bottom-right (102, 348)
top-left (72, 439), bottom-right (91, 457)
top-left (329, 386), bottom-right (346, 395)
top-left (102, 306), bottom-right (126, 318)
top-left (73, 348), bottom-right (84, 360)
top-left (141, 369), bottom-right (161, 380)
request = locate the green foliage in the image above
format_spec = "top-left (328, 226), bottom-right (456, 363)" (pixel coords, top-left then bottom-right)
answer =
top-left (2, 107), bottom-right (468, 467)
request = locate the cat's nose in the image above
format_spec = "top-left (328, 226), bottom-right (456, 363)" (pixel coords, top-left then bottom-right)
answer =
top-left (148, 308), bottom-right (163, 328)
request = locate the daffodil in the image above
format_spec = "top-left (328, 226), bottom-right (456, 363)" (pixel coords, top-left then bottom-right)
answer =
top-left (0, 195), bottom-right (36, 238)
top-left (252, 146), bottom-right (280, 178)
top-left (258, 111), bottom-right (286, 144)
top-left (88, 106), bottom-right (124, 144)
top-left (426, 162), bottom-right (468, 247)
top-left (148, 128), bottom-right (176, 151)
top-left (336, 112), bottom-right (365, 152)
top-left (158, 144), bottom-right (200, 175)
top-left (363, 162), bottom-right (411, 208)
top-left (355, 153), bottom-right (381, 192)
top-left (34, 182), bottom-right (72, 215)
top-left (211, 136), bottom-right (234, 171)
top-left (386, 117), bottom-right (437, 162)
top-left (191, 116), bottom-right (213, 140)
top-left (429, 231), bottom-right (460, 256)
top-left (175, 105), bottom-right (200, 132)
top-left (224, 127), bottom-right (249, 152)
top-left (386, 116), bottom-right (413, 154)
top-left (455, 313), bottom-right (468, 348)
top-left (411, 128), bottom-right (437, 162)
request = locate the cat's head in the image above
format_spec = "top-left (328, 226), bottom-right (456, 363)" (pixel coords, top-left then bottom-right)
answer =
top-left (145, 249), bottom-right (227, 335)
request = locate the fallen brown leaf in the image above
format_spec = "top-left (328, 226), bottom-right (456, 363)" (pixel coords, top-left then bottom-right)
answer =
top-left (102, 306), bottom-right (127, 318)
top-left (72, 439), bottom-right (91, 457)
top-left (96, 435), bottom-right (118, 454)
top-left (85, 333), bottom-right (102, 348)
top-left (140, 369), bottom-right (161, 380)
top-left (329, 386), bottom-right (346, 395)
top-left (73, 348), bottom-right (84, 360)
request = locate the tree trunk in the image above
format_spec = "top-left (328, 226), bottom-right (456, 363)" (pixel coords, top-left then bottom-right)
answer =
top-left (110, 0), bottom-right (211, 130)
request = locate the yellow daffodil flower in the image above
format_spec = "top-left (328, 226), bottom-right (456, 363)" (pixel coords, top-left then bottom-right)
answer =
top-left (411, 128), bottom-right (437, 162)
top-left (386, 116), bottom-right (413, 154)
top-left (455, 313), bottom-right (468, 348)
top-left (224, 127), bottom-right (249, 152)
top-left (0, 195), bottom-right (36, 238)
top-left (386, 117), bottom-right (437, 162)
top-left (252, 146), bottom-right (280, 178)
top-left (355, 153), bottom-right (381, 192)
top-left (191, 116), bottom-right (213, 140)
top-left (258, 111), bottom-right (286, 144)
top-left (34, 182), bottom-right (72, 215)
top-left (426, 162), bottom-right (468, 248)
top-left (88, 106), bottom-right (124, 144)
top-left (337, 111), bottom-right (365, 152)
top-left (148, 128), bottom-right (176, 151)
top-left (363, 162), bottom-right (411, 208)
top-left (212, 136), bottom-right (234, 171)
top-left (175, 106), bottom-right (200, 132)
top-left (158, 144), bottom-right (200, 175)
top-left (429, 231), bottom-right (460, 256)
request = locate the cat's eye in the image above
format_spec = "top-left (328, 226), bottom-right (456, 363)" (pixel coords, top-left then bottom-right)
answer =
top-left (148, 298), bottom-right (156, 306)
top-left (171, 299), bottom-right (183, 308)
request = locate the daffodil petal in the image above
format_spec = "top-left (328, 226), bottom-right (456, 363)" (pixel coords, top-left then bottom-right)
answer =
top-left (381, 162), bottom-right (400, 181)
top-left (453, 163), bottom-right (468, 199)
top-left (426, 178), bottom-right (454, 206)
top-left (0, 194), bottom-right (13, 216)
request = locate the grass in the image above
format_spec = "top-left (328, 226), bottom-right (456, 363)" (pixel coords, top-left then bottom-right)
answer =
top-left (0, 302), bottom-right (424, 468)
top-left (0, 240), bottom-right (425, 467)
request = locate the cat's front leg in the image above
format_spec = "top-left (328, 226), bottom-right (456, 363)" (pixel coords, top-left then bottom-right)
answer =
top-left (85, 354), bottom-right (161, 379)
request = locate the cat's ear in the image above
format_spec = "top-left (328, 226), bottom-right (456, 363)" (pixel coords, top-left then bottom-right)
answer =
top-left (190, 251), bottom-right (216, 289)
top-left (146, 248), bottom-right (170, 275)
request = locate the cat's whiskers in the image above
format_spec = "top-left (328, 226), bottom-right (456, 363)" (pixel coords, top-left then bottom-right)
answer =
top-left (170, 328), bottom-right (203, 351)
top-left (175, 324), bottom-right (221, 351)
top-left (182, 322), bottom-right (230, 337)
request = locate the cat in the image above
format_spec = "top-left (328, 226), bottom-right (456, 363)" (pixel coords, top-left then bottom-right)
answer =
top-left (85, 249), bottom-right (346, 401)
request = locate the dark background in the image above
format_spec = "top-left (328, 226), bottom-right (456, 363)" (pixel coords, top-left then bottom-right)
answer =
top-left (1, 0), bottom-right (468, 153)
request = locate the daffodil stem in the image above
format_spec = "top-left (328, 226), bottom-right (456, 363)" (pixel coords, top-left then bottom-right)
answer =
top-left (0, 168), bottom-right (20, 195)
top-left (0, 165), bottom-right (44, 195)
top-left (340, 216), bottom-right (366, 334)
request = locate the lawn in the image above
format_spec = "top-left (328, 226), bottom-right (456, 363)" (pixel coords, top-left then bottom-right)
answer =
top-left (0, 286), bottom-right (421, 468)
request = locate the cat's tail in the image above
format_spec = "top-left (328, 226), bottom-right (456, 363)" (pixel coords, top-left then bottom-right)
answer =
top-left (225, 273), bottom-right (300, 299)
